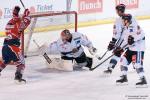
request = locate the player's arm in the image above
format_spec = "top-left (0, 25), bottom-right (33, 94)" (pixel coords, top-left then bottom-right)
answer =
top-left (128, 25), bottom-right (145, 45)
top-left (38, 40), bottom-right (60, 55)
top-left (79, 33), bottom-right (97, 55)
top-left (108, 19), bottom-right (123, 51)
top-left (19, 9), bottom-right (31, 34)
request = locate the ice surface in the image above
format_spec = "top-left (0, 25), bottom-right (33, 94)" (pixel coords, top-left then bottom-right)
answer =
top-left (0, 20), bottom-right (150, 100)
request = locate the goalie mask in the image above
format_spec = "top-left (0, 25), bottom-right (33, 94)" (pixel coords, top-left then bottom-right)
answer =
top-left (61, 29), bottom-right (72, 42)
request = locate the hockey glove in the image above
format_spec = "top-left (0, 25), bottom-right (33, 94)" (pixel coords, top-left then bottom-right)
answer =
top-left (89, 47), bottom-right (97, 55)
top-left (128, 35), bottom-right (134, 45)
top-left (23, 9), bottom-right (30, 18)
top-left (72, 48), bottom-right (78, 53)
top-left (113, 46), bottom-right (124, 57)
top-left (108, 38), bottom-right (117, 51)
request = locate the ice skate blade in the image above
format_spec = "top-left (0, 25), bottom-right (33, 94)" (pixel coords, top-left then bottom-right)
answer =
top-left (14, 80), bottom-right (26, 84)
top-left (135, 84), bottom-right (148, 88)
top-left (116, 82), bottom-right (128, 86)
top-left (100, 73), bottom-right (111, 77)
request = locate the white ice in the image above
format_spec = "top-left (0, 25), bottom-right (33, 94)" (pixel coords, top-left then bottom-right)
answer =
top-left (0, 19), bottom-right (150, 100)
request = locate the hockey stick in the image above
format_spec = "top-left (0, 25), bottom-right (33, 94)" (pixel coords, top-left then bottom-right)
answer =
top-left (96, 28), bottom-right (125, 60)
top-left (90, 44), bottom-right (127, 71)
top-left (90, 37), bottom-right (145, 71)
top-left (19, 0), bottom-right (26, 9)
top-left (33, 40), bottom-right (52, 64)
top-left (98, 50), bottom-right (109, 60)
top-left (90, 39), bottom-right (124, 71)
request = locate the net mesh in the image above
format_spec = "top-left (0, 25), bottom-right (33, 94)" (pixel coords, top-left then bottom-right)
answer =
top-left (23, 11), bottom-right (77, 57)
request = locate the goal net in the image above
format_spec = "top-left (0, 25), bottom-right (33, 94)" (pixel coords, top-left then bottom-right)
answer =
top-left (23, 11), bottom-right (78, 57)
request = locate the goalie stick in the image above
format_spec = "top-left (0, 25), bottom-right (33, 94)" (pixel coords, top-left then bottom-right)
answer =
top-left (90, 37), bottom-right (145, 71)
top-left (33, 40), bottom-right (52, 64)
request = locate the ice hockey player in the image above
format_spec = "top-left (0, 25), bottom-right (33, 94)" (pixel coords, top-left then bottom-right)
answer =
top-left (104, 4), bottom-right (137, 74)
top-left (0, 6), bottom-right (31, 83)
top-left (116, 14), bottom-right (147, 85)
top-left (39, 29), bottom-right (97, 71)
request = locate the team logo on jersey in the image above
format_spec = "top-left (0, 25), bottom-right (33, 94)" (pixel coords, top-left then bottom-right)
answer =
top-left (130, 29), bottom-right (133, 32)
top-left (76, 40), bottom-right (80, 44)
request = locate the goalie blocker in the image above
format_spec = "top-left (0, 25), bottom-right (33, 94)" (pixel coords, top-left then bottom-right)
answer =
top-left (39, 29), bottom-right (97, 71)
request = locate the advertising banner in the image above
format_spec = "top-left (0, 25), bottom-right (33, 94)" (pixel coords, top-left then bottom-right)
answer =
top-left (115, 0), bottom-right (139, 9)
top-left (78, 0), bottom-right (103, 14)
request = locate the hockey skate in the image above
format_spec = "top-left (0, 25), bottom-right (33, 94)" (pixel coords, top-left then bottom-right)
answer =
top-left (136, 77), bottom-right (147, 85)
top-left (14, 71), bottom-right (26, 84)
top-left (103, 68), bottom-right (112, 74)
top-left (116, 75), bottom-right (128, 85)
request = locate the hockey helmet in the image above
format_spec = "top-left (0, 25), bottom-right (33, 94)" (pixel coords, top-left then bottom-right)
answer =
top-left (116, 4), bottom-right (126, 13)
top-left (61, 29), bottom-right (71, 36)
top-left (13, 6), bottom-right (20, 17)
top-left (122, 14), bottom-right (132, 22)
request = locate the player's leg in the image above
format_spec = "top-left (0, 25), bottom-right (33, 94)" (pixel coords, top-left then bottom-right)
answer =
top-left (0, 45), bottom-right (13, 74)
top-left (74, 52), bottom-right (93, 70)
top-left (15, 55), bottom-right (25, 82)
top-left (134, 51), bottom-right (147, 85)
top-left (116, 50), bottom-right (132, 83)
top-left (103, 55), bottom-right (120, 74)
top-left (7, 45), bottom-right (26, 82)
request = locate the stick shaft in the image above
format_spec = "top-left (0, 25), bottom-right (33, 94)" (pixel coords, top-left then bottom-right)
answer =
top-left (20, 0), bottom-right (26, 9)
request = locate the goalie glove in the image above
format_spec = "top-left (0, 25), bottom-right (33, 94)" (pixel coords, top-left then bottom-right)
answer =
top-left (88, 47), bottom-right (97, 55)
top-left (72, 48), bottom-right (78, 53)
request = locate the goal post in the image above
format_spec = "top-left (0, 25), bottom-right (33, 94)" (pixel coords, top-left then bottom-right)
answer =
top-left (22, 11), bottom-right (78, 57)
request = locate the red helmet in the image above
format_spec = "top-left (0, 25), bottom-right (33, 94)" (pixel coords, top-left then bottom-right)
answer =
top-left (61, 29), bottom-right (71, 36)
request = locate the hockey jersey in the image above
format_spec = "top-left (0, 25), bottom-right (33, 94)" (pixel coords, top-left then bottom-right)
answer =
top-left (121, 23), bottom-right (145, 51)
top-left (5, 16), bottom-right (31, 41)
top-left (47, 32), bottom-right (93, 58)
top-left (113, 16), bottom-right (138, 46)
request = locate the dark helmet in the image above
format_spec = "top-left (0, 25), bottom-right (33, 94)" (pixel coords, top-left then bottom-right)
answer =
top-left (116, 4), bottom-right (126, 13)
top-left (14, 6), bottom-right (20, 12)
top-left (122, 14), bottom-right (132, 22)
top-left (13, 6), bottom-right (20, 17)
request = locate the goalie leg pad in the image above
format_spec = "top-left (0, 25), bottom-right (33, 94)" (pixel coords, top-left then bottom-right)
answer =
top-left (86, 57), bottom-right (93, 69)
top-left (46, 55), bottom-right (73, 71)
top-left (74, 52), bottom-right (93, 69)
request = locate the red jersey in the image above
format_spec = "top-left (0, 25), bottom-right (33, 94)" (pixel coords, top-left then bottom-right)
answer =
top-left (5, 16), bottom-right (31, 40)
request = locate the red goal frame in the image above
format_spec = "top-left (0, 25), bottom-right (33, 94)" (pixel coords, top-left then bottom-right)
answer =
top-left (22, 11), bottom-right (78, 56)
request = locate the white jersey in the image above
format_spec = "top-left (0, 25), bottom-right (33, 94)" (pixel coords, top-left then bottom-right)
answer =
top-left (121, 23), bottom-right (145, 51)
top-left (47, 32), bottom-right (93, 58)
top-left (113, 16), bottom-right (138, 46)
